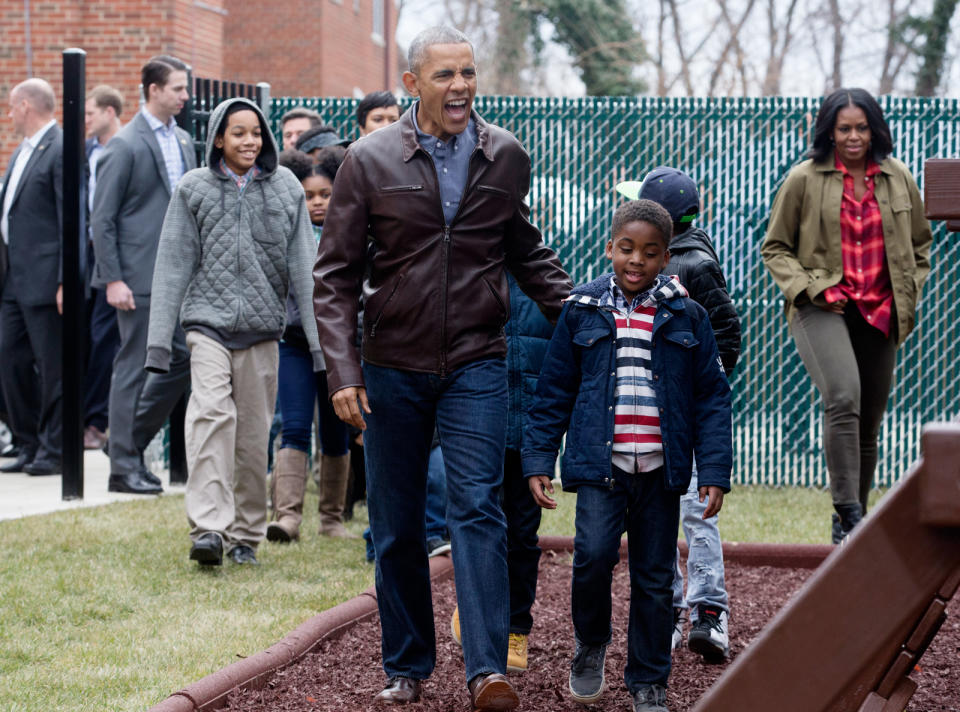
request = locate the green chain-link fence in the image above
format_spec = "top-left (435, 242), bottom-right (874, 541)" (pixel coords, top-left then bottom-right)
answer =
top-left (270, 95), bottom-right (960, 489)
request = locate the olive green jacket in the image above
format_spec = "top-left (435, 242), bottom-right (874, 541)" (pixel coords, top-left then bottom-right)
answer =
top-left (761, 156), bottom-right (933, 344)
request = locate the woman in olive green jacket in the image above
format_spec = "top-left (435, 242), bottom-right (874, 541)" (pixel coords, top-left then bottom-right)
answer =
top-left (761, 88), bottom-right (932, 543)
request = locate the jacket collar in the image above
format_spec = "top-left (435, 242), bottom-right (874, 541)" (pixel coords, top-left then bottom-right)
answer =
top-left (399, 104), bottom-right (493, 163)
top-left (814, 154), bottom-right (893, 175)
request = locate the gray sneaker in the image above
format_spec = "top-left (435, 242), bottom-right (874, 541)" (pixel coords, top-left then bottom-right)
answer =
top-left (633, 683), bottom-right (669, 711)
top-left (568, 642), bottom-right (607, 704)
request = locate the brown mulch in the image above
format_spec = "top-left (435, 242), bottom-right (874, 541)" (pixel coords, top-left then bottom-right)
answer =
top-left (223, 551), bottom-right (959, 711)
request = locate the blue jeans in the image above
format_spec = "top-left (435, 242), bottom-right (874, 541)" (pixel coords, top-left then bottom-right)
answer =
top-left (277, 341), bottom-right (349, 456)
top-left (425, 444), bottom-right (448, 541)
top-left (363, 358), bottom-right (509, 684)
top-left (502, 447), bottom-right (541, 635)
top-left (364, 443), bottom-right (447, 561)
top-left (672, 468), bottom-right (729, 618)
top-left (572, 467), bottom-right (680, 691)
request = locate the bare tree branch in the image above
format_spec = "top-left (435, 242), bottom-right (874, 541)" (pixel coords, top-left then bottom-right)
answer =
top-left (708, 0), bottom-right (758, 95)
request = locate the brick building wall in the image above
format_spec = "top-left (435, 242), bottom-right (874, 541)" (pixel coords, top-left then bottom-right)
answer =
top-left (222, 0), bottom-right (398, 98)
top-left (1, 0), bottom-right (396, 167)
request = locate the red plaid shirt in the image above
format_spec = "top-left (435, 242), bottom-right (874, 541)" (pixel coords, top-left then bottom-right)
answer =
top-left (823, 154), bottom-right (893, 336)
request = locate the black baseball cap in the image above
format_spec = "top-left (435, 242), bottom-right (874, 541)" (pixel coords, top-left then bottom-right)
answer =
top-left (616, 167), bottom-right (700, 225)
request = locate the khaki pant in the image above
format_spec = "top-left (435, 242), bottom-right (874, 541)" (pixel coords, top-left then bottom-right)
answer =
top-left (184, 331), bottom-right (278, 549)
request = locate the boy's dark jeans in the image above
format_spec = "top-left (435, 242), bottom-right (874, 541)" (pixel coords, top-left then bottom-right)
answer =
top-left (572, 466), bottom-right (681, 691)
top-left (502, 447), bottom-right (542, 634)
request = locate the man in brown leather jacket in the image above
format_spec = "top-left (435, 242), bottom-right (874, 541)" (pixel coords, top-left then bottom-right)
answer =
top-left (313, 25), bottom-right (571, 712)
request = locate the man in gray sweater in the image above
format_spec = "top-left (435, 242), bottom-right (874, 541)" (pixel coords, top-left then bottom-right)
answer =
top-left (147, 97), bottom-right (322, 566)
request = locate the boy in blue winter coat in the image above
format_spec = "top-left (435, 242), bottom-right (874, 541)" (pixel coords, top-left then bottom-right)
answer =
top-left (620, 167), bottom-right (741, 662)
top-left (523, 199), bottom-right (732, 712)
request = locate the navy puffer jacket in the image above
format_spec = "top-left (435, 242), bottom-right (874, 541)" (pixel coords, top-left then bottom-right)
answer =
top-left (522, 274), bottom-right (732, 494)
top-left (505, 273), bottom-right (556, 450)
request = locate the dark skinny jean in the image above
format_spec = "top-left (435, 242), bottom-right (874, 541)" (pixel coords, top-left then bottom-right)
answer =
top-left (790, 303), bottom-right (897, 511)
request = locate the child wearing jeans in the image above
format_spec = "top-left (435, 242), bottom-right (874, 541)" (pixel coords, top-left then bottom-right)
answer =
top-left (146, 98), bottom-right (322, 566)
top-left (267, 147), bottom-right (357, 543)
top-left (620, 167), bottom-right (741, 661)
top-left (523, 200), bottom-right (732, 712)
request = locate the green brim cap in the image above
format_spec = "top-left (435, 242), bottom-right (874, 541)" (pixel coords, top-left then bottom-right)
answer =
top-left (615, 181), bottom-right (643, 201)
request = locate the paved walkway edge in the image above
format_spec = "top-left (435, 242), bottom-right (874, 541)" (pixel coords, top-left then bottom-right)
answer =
top-left (145, 539), bottom-right (833, 711)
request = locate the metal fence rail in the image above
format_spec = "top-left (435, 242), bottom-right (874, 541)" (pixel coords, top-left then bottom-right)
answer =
top-left (270, 95), bottom-right (960, 489)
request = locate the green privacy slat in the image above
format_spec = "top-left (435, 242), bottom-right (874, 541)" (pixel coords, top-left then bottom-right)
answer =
top-left (272, 95), bottom-right (960, 490)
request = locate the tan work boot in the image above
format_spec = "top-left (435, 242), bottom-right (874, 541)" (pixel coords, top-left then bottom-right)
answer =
top-left (266, 448), bottom-right (307, 543)
top-left (507, 633), bottom-right (529, 673)
top-left (451, 606), bottom-right (462, 646)
top-left (318, 453), bottom-right (358, 538)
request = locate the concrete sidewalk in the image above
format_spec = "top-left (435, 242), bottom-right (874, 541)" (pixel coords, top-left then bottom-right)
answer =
top-left (0, 449), bottom-right (181, 521)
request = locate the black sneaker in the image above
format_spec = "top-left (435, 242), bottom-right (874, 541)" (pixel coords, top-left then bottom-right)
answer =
top-left (687, 606), bottom-right (729, 662)
top-left (568, 642), bottom-right (606, 703)
top-left (189, 532), bottom-right (223, 566)
top-left (228, 544), bottom-right (259, 565)
top-left (426, 536), bottom-right (451, 558)
top-left (633, 683), bottom-right (669, 711)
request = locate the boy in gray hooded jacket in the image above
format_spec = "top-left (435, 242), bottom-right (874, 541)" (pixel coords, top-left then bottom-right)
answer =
top-left (147, 97), bottom-right (322, 566)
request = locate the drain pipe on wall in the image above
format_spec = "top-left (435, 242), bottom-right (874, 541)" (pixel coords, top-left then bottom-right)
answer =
top-left (24, 0), bottom-right (33, 76)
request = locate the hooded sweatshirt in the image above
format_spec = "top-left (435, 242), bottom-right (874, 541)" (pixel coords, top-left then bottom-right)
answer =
top-left (145, 98), bottom-right (323, 373)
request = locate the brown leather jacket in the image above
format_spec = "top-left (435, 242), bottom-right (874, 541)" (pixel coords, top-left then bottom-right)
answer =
top-left (313, 107), bottom-right (572, 395)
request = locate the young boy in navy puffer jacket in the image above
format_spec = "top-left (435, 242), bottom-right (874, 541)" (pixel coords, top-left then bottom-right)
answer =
top-left (523, 199), bottom-right (732, 712)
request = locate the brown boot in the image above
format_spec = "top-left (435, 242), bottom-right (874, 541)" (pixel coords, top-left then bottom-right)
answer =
top-left (318, 453), bottom-right (358, 538)
top-left (266, 448), bottom-right (308, 543)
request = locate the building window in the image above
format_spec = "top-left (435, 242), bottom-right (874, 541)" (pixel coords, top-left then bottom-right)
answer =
top-left (354, 0), bottom-right (360, 13)
top-left (372, 0), bottom-right (384, 42)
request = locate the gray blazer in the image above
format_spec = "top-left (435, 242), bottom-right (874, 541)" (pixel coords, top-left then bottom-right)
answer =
top-left (91, 111), bottom-right (196, 295)
top-left (0, 124), bottom-right (63, 305)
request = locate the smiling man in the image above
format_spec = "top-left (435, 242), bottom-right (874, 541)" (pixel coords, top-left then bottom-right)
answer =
top-left (313, 25), bottom-right (571, 712)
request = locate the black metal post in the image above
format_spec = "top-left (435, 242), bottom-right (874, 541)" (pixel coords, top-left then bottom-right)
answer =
top-left (168, 394), bottom-right (188, 485)
top-left (61, 48), bottom-right (86, 500)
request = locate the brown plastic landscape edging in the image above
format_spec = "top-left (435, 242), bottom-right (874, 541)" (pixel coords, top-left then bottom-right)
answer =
top-left (145, 538), bottom-right (832, 711)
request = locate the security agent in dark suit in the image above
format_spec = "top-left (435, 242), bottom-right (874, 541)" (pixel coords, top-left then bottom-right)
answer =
top-left (0, 78), bottom-right (64, 476)
top-left (91, 56), bottom-right (196, 494)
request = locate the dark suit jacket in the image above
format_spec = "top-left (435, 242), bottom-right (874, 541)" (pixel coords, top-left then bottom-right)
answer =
top-left (0, 124), bottom-right (63, 305)
top-left (90, 111), bottom-right (196, 295)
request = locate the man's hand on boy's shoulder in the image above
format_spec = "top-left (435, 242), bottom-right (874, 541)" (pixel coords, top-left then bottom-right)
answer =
top-left (528, 475), bottom-right (557, 509)
top-left (699, 486), bottom-right (724, 519)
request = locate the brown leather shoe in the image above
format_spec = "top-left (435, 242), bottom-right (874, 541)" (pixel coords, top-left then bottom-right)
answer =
top-left (374, 677), bottom-right (421, 705)
top-left (469, 673), bottom-right (519, 711)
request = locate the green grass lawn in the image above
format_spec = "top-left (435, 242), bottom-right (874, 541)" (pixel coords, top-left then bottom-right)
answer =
top-left (0, 483), bottom-right (880, 711)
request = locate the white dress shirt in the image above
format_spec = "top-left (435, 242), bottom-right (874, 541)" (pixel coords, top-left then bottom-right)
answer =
top-left (1, 118), bottom-right (57, 244)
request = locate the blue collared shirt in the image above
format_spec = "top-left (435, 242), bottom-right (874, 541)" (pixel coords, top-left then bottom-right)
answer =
top-left (412, 102), bottom-right (477, 225)
top-left (141, 107), bottom-right (185, 192)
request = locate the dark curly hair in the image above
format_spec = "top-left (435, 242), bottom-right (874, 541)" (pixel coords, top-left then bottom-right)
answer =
top-left (313, 146), bottom-right (347, 182)
top-left (277, 149), bottom-right (315, 182)
top-left (809, 88), bottom-right (893, 164)
top-left (611, 199), bottom-right (673, 247)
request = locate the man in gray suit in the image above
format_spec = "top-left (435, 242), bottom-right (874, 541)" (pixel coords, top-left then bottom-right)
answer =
top-left (92, 55), bottom-right (196, 494)
top-left (0, 78), bottom-right (63, 476)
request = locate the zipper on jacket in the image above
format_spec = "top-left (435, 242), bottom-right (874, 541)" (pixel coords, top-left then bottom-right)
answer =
top-left (439, 225), bottom-right (451, 375)
top-left (432, 146), bottom-right (481, 377)
top-left (232, 190), bottom-right (244, 332)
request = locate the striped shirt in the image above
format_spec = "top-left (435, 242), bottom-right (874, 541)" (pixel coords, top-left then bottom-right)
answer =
top-left (141, 108), bottom-right (185, 193)
top-left (823, 155), bottom-right (892, 336)
top-left (569, 274), bottom-right (688, 474)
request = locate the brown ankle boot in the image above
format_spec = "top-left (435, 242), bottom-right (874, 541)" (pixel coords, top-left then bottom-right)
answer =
top-left (266, 448), bottom-right (308, 542)
top-left (318, 453), bottom-right (358, 538)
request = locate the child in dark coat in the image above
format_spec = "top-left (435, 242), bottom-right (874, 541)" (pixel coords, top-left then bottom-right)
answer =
top-left (523, 199), bottom-right (732, 712)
